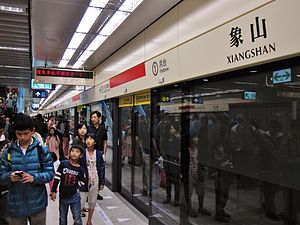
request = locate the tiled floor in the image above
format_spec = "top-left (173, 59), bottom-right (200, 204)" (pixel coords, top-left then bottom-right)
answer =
top-left (46, 185), bottom-right (148, 225)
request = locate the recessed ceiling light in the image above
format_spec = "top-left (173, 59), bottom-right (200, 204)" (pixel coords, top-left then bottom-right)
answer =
top-left (250, 70), bottom-right (258, 73)
top-left (0, 5), bottom-right (26, 14)
top-left (203, 79), bottom-right (208, 82)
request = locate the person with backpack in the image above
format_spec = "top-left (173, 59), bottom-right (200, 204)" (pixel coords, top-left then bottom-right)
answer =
top-left (0, 116), bottom-right (10, 225)
top-left (0, 113), bottom-right (54, 225)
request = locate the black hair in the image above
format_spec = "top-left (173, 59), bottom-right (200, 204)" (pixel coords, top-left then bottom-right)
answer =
top-left (14, 113), bottom-right (34, 131)
top-left (91, 111), bottom-right (101, 118)
top-left (70, 144), bottom-right (84, 154)
top-left (75, 122), bottom-right (88, 137)
top-left (0, 117), bottom-right (5, 129)
top-left (36, 114), bottom-right (43, 121)
top-left (86, 133), bottom-right (97, 143)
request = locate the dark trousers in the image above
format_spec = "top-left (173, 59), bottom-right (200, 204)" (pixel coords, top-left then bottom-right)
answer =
top-left (215, 177), bottom-right (230, 215)
top-left (282, 187), bottom-right (300, 224)
top-left (184, 177), bottom-right (205, 209)
top-left (262, 181), bottom-right (278, 212)
top-left (165, 171), bottom-right (180, 201)
top-left (0, 194), bottom-right (8, 225)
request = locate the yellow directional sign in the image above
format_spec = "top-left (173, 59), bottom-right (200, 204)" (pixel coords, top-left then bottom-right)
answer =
top-left (119, 96), bottom-right (133, 107)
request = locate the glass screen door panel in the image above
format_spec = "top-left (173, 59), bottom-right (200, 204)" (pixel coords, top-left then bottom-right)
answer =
top-left (119, 106), bottom-right (133, 198)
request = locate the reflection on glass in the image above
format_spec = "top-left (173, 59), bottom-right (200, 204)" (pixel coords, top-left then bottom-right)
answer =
top-left (120, 107), bottom-right (133, 196)
top-left (150, 58), bottom-right (300, 225)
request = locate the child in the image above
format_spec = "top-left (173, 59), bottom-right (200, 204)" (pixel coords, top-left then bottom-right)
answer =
top-left (80, 133), bottom-right (105, 225)
top-left (50, 145), bottom-right (86, 225)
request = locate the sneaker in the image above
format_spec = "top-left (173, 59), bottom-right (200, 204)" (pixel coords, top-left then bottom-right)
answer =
top-left (198, 208), bottom-right (211, 216)
top-left (82, 208), bottom-right (89, 212)
top-left (265, 211), bottom-right (280, 221)
top-left (81, 213), bottom-right (86, 217)
top-left (97, 194), bottom-right (103, 200)
top-left (215, 215), bottom-right (229, 223)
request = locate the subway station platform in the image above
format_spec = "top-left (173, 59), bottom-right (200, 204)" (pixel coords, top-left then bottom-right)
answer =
top-left (46, 186), bottom-right (148, 225)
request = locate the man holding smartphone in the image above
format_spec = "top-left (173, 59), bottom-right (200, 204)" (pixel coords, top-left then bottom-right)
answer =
top-left (0, 114), bottom-right (54, 225)
top-left (0, 116), bottom-right (10, 225)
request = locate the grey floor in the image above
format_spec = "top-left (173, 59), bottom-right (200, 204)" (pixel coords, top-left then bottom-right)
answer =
top-left (46, 185), bottom-right (148, 225)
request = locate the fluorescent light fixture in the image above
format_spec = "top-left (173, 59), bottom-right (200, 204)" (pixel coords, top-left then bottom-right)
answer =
top-left (0, 6), bottom-right (25, 13)
top-left (234, 81), bottom-right (259, 85)
top-left (90, 0), bottom-right (109, 8)
top-left (62, 49), bottom-right (76, 60)
top-left (40, 85), bottom-right (62, 108)
top-left (50, 90), bottom-right (83, 107)
top-left (87, 35), bottom-right (107, 51)
top-left (67, 32), bottom-right (86, 49)
top-left (99, 11), bottom-right (129, 36)
top-left (119, 0), bottom-right (143, 12)
top-left (58, 60), bottom-right (69, 68)
top-left (0, 46), bottom-right (28, 52)
top-left (39, 98), bottom-right (45, 105)
top-left (76, 7), bottom-right (102, 33)
top-left (72, 61), bottom-right (84, 69)
top-left (0, 65), bottom-right (30, 69)
top-left (77, 50), bottom-right (94, 62)
top-left (72, 49), bottom-right (96, 69)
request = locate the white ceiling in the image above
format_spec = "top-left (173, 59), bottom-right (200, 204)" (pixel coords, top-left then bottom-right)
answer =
top-left (0, 0), bottom-right (181, 89)
top-left (32, 0), bottom-right (181, 71)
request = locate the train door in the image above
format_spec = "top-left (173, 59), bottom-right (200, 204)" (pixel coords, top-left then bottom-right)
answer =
top-left (119, 92), bottom-right (151, 215)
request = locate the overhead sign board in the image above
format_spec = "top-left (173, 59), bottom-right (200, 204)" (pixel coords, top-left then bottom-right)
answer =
top-left (34, 68), bottom-right (94, 86)
top-left (192, 97), bottom-right (203, 104)
top-left (244, 91), bottom-right (256, 100)
top-left (33, 89), bottom-right (48, 98)
top-left (31, 79), bottom-right (53, 90)
top-left (272, 68), bottom-right (292, 84)
top-left (32, 103), bottom-right (39, 111)
top-left (36, 68), bottom-right (93, 79)
top-left (119, 96), bottom-right (133, 107)
top-left (134, 91), bottom-right (150, 105)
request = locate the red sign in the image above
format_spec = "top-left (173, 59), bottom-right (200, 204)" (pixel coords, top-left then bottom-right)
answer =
top-left (110, 63), bottom-right (145, 88)
top-left (35, 68), bottom-right (93, 79)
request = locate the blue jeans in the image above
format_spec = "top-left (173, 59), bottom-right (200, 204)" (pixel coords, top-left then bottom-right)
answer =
top-left (59, 192), bottom-right (82, 225)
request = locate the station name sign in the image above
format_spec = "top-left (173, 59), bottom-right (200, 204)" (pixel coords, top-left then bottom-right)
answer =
top-left (35, 68), bottom-right (93, 79)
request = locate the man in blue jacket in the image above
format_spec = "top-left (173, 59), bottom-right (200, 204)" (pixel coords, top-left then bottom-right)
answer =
top-left (0, 113), bottom-right (54, 225)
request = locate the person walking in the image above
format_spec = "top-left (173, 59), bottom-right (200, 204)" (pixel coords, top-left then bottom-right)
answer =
top-left (0, 113), bottom-right (54, 225)
top-left (50, 145), bottom-right (86, 225)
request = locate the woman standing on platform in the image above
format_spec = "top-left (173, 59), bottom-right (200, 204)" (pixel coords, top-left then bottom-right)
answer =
top-left (46, 127), bottom-right (60, 170)
top-left (80, 133), bottom-right (105, 225)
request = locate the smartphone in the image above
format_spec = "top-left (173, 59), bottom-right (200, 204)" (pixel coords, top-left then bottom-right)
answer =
top-left (15, 171), bottom-right (24, 177)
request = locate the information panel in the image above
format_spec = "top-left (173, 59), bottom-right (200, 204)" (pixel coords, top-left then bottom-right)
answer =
top-left (34, 68), bottom-right (94, 86)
